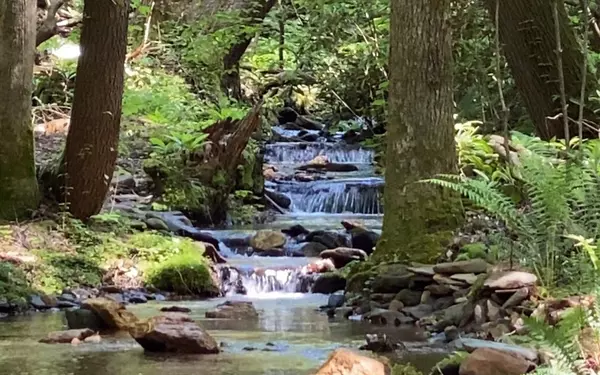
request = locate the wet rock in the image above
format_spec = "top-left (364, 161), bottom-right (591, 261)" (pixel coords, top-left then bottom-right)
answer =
top-left (130, 313), bottom-right (220, 354)
top-left (58, 293), bottom-right (78, 303)
top-left (484, 272), bottom-right (537, 290)
top-left (502, 287), bottom-right (529, 309)
top-left (100, 285), bottom-right (123, 294)
top-left (40, 328), bottom-right (95, 344)
top-left (312, 273), bottom-right (346, 294)
top-left (459, 348), bottom-right (535, 375)
top-left (265, 189), bottom-right (291, 209)
top-left (298, 242), bottom-right (328, 257)
top-left (315, 348), bottom-right (389, 375)
top-left (305, 258), bottom-right (336, 273)
top-left (426, 284), bottom-right (454, 296)
top-left (341, 220), bottom-right (366, 231)
top-left (281, 224), bottom-right (309, 238)
top-left (299, 133), bottom-right (319, 142)
top-left (394, 289), bottom-right (422, 307)
top-left (365, 309), bottom-right (414, 326)
top-left (433, 274), bottom-right (468, 287)
top-left (350, 229), bottom-right (380, 255)
top-left (277, 106), bottom-right (298, 123)
top-left (81, 297), bottom-right (139, 330)
top-left (295, 114), bottom-right (325, 131)
top-left (327, 292), bottom-right (345, 308)
top-left (320, 247), bottom-right (367, 268)
top-left (146, 217), bottom-right (170, 231)
top-left (205, 301), bottom-right (259, 320)
top-left (444, 325), bottom-right (460, 342)
top-left (127, 293), bottom-right (148, 304)
top-left (434, 259), bottom-right (489, 275)
top-left (371, 265), bottom-right (412, 293)
top-left (29, 295), bottom-right (49, 310)
top-left (474, 300), bottom-right (487, 325)
top-left (57, 300), bottom-right (80, 308)
top-left (371, 293), bottom-right (396, 303)
top-left (434, 302), bottom-right (470, 331)
top-left (360, 333), bottom-right (398, 353)
top-left (250, 230), bottom-right (286, 251)
top-left (388, 300), bottom-right (404, 312)
top-left (103, 293), bottom-right (125, 304)
top-left (254, 248), bottom-right (286, 257)
top-left (66, 308), bottom-right (103, 331)
top-left (307, 231), bottom-right (349, 249)
top-left (161, 306), bottom-right (192, 313)
top-left (403, 304), bottom-right (433, 320)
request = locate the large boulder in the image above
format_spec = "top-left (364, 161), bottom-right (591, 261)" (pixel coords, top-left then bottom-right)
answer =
top-left (315, 348), bottom-right (389, 375)
top-left (205, 301), bottom-right (259, 320)
top-left (39, 329), bottom-right (95, 344)
top-left (307, 231), bottom-right (350, 249)
top-left (250, 230), bottom-right (286, 251)
top-left (459, 348), bottom-right (535, 375)
top-left (312, 273), bottom-right (347, 294)
top-left (129, 313), bottom-right (220, 354)
top-left (371, 265), bottom-right (413, 294)
top-left (320, 247), bottom-right (367, 268)
top-left (66, 308), bottom-right (103, 331)
top-left (298, 242), bottom-right (328, 257)
top-left (80, 297), bottom-right (139, 330)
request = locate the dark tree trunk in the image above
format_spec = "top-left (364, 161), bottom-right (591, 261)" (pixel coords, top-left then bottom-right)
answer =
top-left (487, 0), bottom-right (597, 140)
top-left (375, 0), bottom-right (463, 263)
top-left (64, 0), bottom-right (128, 220)
top-left (0, 0), bottom-right (40, 220)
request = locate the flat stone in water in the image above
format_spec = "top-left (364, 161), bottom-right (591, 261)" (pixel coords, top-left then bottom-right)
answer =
top-left (452, 338), bottom-right (538, 362)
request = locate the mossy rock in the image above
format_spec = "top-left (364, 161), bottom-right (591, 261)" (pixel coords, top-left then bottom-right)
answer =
top-left (346, 270), bottom-right (375, 293)
top-left (144, 248), bottom-right (219, 297)
top-left (456, 242), bottom-right (488, 261)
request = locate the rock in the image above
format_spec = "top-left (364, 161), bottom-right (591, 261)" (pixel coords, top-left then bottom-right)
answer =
top-left (350, 230), bottom-right (380, 255)
top-left (29, 295), bottom-right (48, 310)
top-left (103, 293), bottom-right (125, 304)
top-left (327, 292), bottom-right (345, 308)
top-left (265, 189), bottom-right (291, 209)
top-left (129, 313), bottom-right (220, 354)
top-left (407, 265), bottom-right (435, 277)
top-left (453, 338), bottom-right (539, 363)
top-left (365, 309), bottom-right (414, 326)
top-left (57, 300), bottom-right (79, 308)
top-left (281, 224), bottom-right (310, 237)
top-left (444, 325), bottom-right (460, 342)
top-left (315, 348), bottom-right (389, 375)
top-left (426, 284), bottom-right (454, 296)
top-left (100, 285), bottom-right (123, 294)
top-left (434, 274), bottom-right (468, 287)
top-left (459, 348), bottom-right (535, 375)
top-left (320, 248), bottom-right (367, 268)
top-left (403, 304), bottom-right (433, 320)
top-left (371, 265), bottom-right (413, 293)
top-left (41, 294), bottom-right (58, 308)
top-left (205, 301), bottom-right (258, 320)
top-left (254, 248), bottom-right (286, 257)
top-left (486, 299), bottom-right (502, 321)
top-left (299, 242), bottom-right (328, 257)
top-left (66, 308), bottom-right (103, 331)
top-left (307, 231), bottom-right (349, 249)
top-left (160, 306), bottom-right (192, 313)
top-left (40, 329), bottom-right (95, 344)
top-left (305, 258), bottom-right (336, 273)
top-left (502, 287), bottom-right (529, 309)
top-left (81, 297), bottom-right (139, 330)
top-left (128, 293), bottom-right (148, 304)
top-left (388, 300), bottom-right (404, 312)
top-left (394, 289), bottom-right (422, 307)
top-left (434, 259), bottom-right (489, 275)
top-left (360, 333), bottom-right (398, 353)
top-left (58, 293), bottom-right (78, 303)
top-left (250, 230), bottom-right (286, 251)
top-left (474, 300), bottom-right (487, 325)
top-left (371, 293), bottom-right (396, 303)
top-left (146, 217), bottom-right (170, 231)
top-left (295, 115), bottom-right (325, 131)
top-left (434, 302), bottom-right (469, 331)
top-left (484, 271), bottom-right (537, 290)
top-left (450, 273), bottom-right (478, 285)
top-left (432, 296), bottom-right (456, 311)
top-left (312, 273), bottom-right (347, 294)
top-left (277, 107), bottom-right (298, 124)
top-left (341, 220), bottom-right (366, 231)
top-left (84, 333), bottom-right (102, 344)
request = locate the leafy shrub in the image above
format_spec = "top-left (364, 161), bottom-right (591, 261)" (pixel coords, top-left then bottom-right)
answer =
top-left (0, 262), bottom-right (32, 308)
top-left (144, 246), bottom-right (218, 296)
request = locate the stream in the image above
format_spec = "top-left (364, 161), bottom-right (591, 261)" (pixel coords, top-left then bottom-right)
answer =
top-left (0, 124), bottom-right (447, 374)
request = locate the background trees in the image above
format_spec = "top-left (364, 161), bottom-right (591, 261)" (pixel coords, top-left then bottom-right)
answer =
top-left (0, 0), bottom-right (39, 220)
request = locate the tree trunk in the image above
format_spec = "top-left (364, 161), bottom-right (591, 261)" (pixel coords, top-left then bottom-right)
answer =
top-left (487, 0), bottom-right (596, 140)
top-left (0, 0), bottom-right (40, 220)
top-left (374, 0), bottom-right (463, 263)
top-left (64, 0), bottom-right (128, 220)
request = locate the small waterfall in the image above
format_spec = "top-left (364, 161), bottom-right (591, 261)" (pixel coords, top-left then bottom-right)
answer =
top-left (265, 143), bottom-right (373, 164)
top-left (218, 265), bottom-right (315, 296)
top-left (276, 178), bottom-right (384, 214)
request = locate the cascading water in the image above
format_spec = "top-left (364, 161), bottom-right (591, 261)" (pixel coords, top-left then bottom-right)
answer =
top-left (218, 265), bottom-right (315, 296)
top-left (265, 142), bottom-right (373, 164)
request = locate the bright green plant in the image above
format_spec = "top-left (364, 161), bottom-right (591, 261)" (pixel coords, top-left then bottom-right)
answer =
top-left (425, 138), bottom-right (600, 291)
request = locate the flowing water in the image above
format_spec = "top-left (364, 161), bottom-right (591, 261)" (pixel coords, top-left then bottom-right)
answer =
top-left (0, 124), bottom-right (448, 374)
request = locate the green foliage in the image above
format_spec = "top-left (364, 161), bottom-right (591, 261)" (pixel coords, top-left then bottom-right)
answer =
top-left (0, 262), bottom-right (32, 308)
top-left (429, 351), bottom-right (469, 375)
top-left (144, 245), bottom-right (216, 296)
top-left (391, 363), bottom-right (423, 375)
top-left (425, 137), bottom-right (600, 291)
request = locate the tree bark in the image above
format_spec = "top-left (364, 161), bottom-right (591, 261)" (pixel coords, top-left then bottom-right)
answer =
top-left (0, 0), bottom-right (40, 220)
top-left (375, 0), bottom-right (463, 263)
top-left (487, 0), bottom-right (597, 140)
top-left (64, 0), bottom-right (128, 220)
